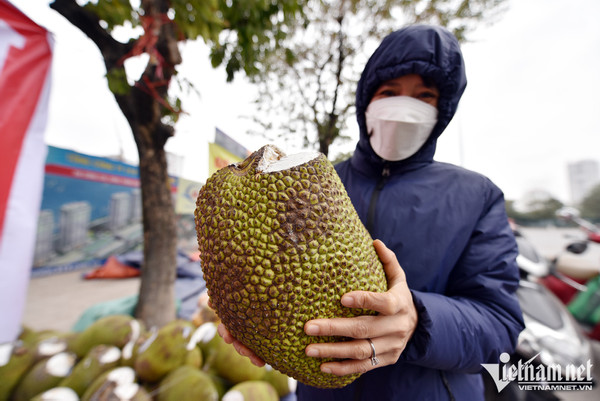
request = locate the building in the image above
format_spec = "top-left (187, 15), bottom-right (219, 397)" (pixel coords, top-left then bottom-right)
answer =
top-left (33, 146), bottom-right (202, 270)
top-left (568, 160), bottom-right (600, 205)
top-left (57, 201), bottom-right (91, 253)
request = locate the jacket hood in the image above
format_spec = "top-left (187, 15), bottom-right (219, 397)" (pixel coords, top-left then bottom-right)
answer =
top-left (354, 25), bottom-right (467, 167)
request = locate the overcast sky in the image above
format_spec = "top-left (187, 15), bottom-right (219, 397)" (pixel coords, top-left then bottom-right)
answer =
top-left (8, 0), bottom-right (600, 204)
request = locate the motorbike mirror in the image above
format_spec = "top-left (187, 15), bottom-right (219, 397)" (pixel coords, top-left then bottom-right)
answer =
top-left (556, 206), bottom-right (580, 221)
top-left (566, 241), bottom-right (587, 255)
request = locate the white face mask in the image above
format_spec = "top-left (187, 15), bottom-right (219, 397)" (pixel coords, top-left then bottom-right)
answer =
top-left (366, 96), bottom-right (438, 161)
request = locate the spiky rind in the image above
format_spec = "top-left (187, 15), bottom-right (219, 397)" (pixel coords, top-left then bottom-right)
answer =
top-left (195, 145), bottom-right (387, 388)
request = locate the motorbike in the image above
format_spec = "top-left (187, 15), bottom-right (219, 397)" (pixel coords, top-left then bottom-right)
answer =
top-left (556, 207), bottom-right (600, 245)
top-left (483, 223), bottom-right (595, 400)
top-left (540, 207), bottom-right (600, 341)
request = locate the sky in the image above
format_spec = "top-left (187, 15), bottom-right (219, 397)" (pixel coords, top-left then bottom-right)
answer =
top-left (6, 0), bottom-right (600, 204)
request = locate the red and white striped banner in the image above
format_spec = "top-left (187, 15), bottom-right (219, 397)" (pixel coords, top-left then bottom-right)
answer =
top-left (45, 164), bottom-right (141, 188)
top-left (0, 0), bottom-right (53, 343)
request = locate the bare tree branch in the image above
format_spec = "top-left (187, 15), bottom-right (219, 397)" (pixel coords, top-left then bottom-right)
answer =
top-left (50, 0), bottom-right (132, 69)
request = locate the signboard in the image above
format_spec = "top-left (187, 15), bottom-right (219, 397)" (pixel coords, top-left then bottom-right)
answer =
top-left (208, 128), bottom-right (250, 177)
top-left (208, 142), bottom-right (242, 177)
top-left (32, 146), bottom-right (202, 273)
top-left (215, 127), bottom-right (249, 159)
top-left (174, 177), bottom-right (201, 215)
top-left (34, 146), bottom-right (144, 271)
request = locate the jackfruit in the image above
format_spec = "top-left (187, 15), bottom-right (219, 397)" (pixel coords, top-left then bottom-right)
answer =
top-left (195, 145), bottom-right (388, 388)
top-left (1, 334), bottom-right (75, 400)
top-left (59, 344), bottom-right (121, 396)
top-left (30, 387), bottom-right (79, 401)
top-left (156, 365), bottom-right (219, 401)
top-left (263, 365), bottom-right (297, 397)
top-left (11, 352), bottom-right (77, 401)
top-left (134, 319), bottom-right (200, 382)
top-left (16, 325), bottom-right (36, 344)
top-left (120, 323), bottom-right (149, 367)
top-left (71, 314), bottom-right (144, 358)
top-left (33, 335), bottom-right (70, 361)
top-left (81, 366), bottom-right (150, 401)
top-left (15, 327), bottom-right (77, 363)
top-left (196, 322), bottom-right (266, 384)
top-left (18, 328), bottom-right (75, 359)
top-left (0, 341), bottom-right (37, 400)
top-left (222, 380), bottom-right (279, 401)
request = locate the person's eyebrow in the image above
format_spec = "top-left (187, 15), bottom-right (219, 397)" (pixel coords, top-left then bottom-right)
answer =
top-left (374, 82), bottom-right (401, 93)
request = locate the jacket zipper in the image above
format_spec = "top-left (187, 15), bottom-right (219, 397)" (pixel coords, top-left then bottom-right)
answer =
top-left (366, 166), bottom-right (390, 233)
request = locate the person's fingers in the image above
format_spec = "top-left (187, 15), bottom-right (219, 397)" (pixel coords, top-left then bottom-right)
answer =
top-left (319, 357), bottom-right (377, 376)
top-left (305, 336), bottom-right (401, 362)
top-left (305, 315), bottom-right (371, 339)
top-left (232, 341), bottom-right (266, 367)
top-left (373, 239), bottom-right (406, 286)
top-left (217, 323), bottom-right (266, 367)
top-left (341, 289), bottom-right (401, 316)
top-left (312, 337), bottom-right (402, 376)
top-left (306, 313), bottom-right (410, 339)
top-left (340, 240), bottom-right (409, 316)
top-left (217, 322), bottom-right (236, 344)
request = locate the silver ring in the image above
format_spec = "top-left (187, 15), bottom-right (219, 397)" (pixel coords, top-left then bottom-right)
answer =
top-left (367, 338), bottom-right (379, 366)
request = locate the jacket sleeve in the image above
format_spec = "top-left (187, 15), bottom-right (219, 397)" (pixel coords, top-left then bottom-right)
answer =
top-left (399, 186), bottom-right (525, 373)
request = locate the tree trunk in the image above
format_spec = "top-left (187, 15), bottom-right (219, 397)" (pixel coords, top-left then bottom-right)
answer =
top-left (51, 0), bottom-right (180, 329)
top-left (134, 127), bottom-right (177, 328)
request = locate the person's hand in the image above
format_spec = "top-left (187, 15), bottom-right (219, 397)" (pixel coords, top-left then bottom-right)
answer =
top-left (217, 323), bottom-right (266, 367)
top-left (210, 296), bottom-right (266, 367)
top-left (216, 239), bottom-right (418, 374)
top-left (303, 239), bottom-right (418, 376)
top-left (217, 323), bottom-right (265, 367)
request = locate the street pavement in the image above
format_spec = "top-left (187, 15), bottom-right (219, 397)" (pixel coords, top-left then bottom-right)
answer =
top-left (22, 268), bottom-right (140, 333)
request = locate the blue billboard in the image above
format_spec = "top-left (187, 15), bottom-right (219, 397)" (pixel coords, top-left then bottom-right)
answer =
top-left (33, 146), bottom-right (201, 274)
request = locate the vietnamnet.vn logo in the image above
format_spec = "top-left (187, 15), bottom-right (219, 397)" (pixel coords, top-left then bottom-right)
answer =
top-left (482, 352), bottom-right (594, 392)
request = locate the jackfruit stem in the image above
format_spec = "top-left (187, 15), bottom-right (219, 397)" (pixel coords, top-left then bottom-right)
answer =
top-left (232, 145), bottom-right (320, 176)
top-left (257, 145), bottom-right (320, 173)
top-left (231, 145), bottom-right (285, 176)
top-left (259, 145), bottom-right (286, 170)
top-left (261, 150), bottom-right (321, 173)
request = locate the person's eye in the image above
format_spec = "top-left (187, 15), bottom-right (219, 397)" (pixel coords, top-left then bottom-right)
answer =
top-left (417, 92), bottom-right (435, 99)
top-left (377, 89), bottom-right (397, 97)
top-left (417, 91), bottom-right (438, 100)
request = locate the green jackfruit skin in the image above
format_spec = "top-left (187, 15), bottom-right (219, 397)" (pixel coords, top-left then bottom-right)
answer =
top-left (0, 342), bottom-right (36, 400)
top-left (11, 352), bottom-right (77, 401)
top-left (195, 145), bottom-right (388, 389)
top-left (134, 319), bottom-right (197, 383)
top-left (59, 344), bottom-right (121, 396)
top-left (71, 314), bottom-right (142, 358)
top-left (156, 366), bottom-right (219, 401)
top-left (222, 380), bottom-right (279, 401)
top-left (198, 323), bottom-right (266, 384)
top-left (263, 366), bottom-right (296, 397)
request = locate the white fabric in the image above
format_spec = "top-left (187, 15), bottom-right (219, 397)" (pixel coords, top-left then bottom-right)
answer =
top-left (366, 96), bottom-right (438, 161)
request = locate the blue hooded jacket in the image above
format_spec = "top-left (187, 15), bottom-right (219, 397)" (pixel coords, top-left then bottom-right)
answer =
top-left (297, 25), bottom-right (524, 400)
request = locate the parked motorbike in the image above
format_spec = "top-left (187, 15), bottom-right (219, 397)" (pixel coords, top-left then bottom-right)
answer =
top-left (556, 207), bottom-right (600, 245)
top-left (483, 225), bottom-right (595, 400)
top-left (540, 207), bottom-right (600, 341)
